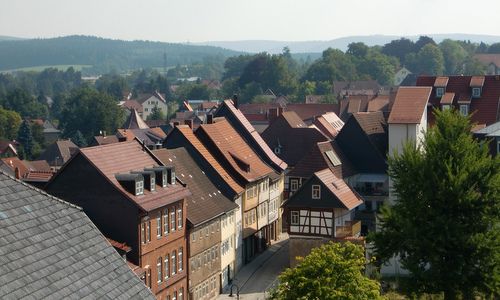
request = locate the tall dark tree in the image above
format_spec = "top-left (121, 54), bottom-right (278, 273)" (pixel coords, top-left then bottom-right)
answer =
top-left (382, 38), bottom-right (415, 64)
top-left (17, 120), bottom-right (35, 159)
top-left (414, 35), bottom-right (436, 52)
top-left (372, 109), bottom-right (500, 299)
top-left (71, 130), bottom-right (87, 148)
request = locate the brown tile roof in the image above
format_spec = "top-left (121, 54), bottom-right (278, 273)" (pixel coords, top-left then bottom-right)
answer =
top-left (434, 76), bottom-right (449, 87)
top-left (440, 92), bottom-right (455, 105)
top-left (198, 119), bottom-right (274, 183)
top-left (23, 170), bottom-right (54, 182)
top-left (388, 87), bottom-right (431, 124)
top-left (1, 157), bottom-right (29, 177)
top-left (470, 76), bottom-right (485, 87)
top-left (367, 95), bottom-right (390, 112)
top-left (352, 112), bottom-right (388, 154)
top-left (93, 135), bottom-right (120, 146)
top-left (123, 109), bottom-right (149, 129)
top-left (200, 101), bottom-right (219, 110)
top-left (174, 125), bottom-right (244, 195)
top-left (313, 113), bottom-right (344, 139)
top-left (474, 54), bottom-right (500, 67)
top-left (120, 100), bottom-right (143, 113)
top-left (79, 140), bottom-right (191, 211)
top-left (281, 111), bottom-right (307, 128)
top-left (107, 238), bottom-right (132, 253)
top-left (288, 140), bottom-right (357, 179)
top-left (315, 168), bottom-right (363, 210)
top-left (152, 148), bottom-right (238, 226)
top-left (38, 139), bottom-right (78, 166)
top-left (220, 100), bottom-right (287, 171)
top-left (416, 75), bottom-right (500, 126)
top-left (24, 160), bottom-right (51, 172)
top-left (286, 103), bottom-right (340, 122)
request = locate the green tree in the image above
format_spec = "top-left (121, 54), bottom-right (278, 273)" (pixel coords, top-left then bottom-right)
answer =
top-left (439, 39), bottom-right (467, 74)
top-left (382, 38), bottom-right (415, 64)
top-left (347, 42), bottom-right (369, 58)
top-left (17, 120), bottom-right (35, 159)
top-left (372, 109), bottom-right (500, 299)
top-left (147, 105), bottom-right (166, 121)
top-left (0, 107), bottom-right (22, 140)
top-left (416, 44), bottom-right (445, 75)
top-left (271, 242), bottom-right (382, 300)
top-left (60, 87), bottom-right (125, 142)
top-left (71, 130), bottom-right (87, 148)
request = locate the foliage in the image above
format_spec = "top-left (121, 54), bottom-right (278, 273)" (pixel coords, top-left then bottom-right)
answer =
top-left (17, 120), bottom-right (35, 159)
top-left (147, 105), bottom-right (166, 121)
top-left (270, 242), bottom-right (382, 300)
top-left (1, 88), bottom-right (48, 119)
top-left (372, 109), bottom-right (500, 299)
top-left (0, 107), bottom-right (22, 140)
top-left (59, 87), bottom-right (125, 142)
top-left (71, 130), bottom-right (87, 148)
top-left (439, 39), bottom-right (467, 74)
top-left (174, 83), bottom-right (213, 100)
top-left (95, 73), bottom-right (129, 100)
top-left (407, 44), bottom-right (444, 75)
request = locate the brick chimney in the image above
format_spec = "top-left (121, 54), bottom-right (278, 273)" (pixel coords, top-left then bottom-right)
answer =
top-left (207, 114), bottom-right (214, 124)
top-left (268, 108), bottom-right (279, 124)
top-left (232, 94), bottom-right (239, 109)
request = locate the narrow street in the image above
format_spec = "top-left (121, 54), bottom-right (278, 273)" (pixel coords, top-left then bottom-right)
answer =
top-left (218, 234), bottom-right (290, 300)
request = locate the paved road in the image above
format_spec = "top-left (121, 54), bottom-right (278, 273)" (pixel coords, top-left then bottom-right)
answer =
top-left (218, 236), bottom-right (290, 300)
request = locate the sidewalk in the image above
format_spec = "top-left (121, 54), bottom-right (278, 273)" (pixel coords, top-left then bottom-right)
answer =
top-left (218, 233), bottom-right (289, 300)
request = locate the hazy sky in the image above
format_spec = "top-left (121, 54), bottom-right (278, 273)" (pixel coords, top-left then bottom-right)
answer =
top-left (1, 0), bottom-right (499, 42)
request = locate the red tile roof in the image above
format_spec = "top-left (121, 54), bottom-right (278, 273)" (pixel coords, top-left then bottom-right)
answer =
top-left (198, 119), bottom-right (274, 183)
top-left (107, 238), bottom-right (132, 252)
top-left (416, 75), bottom-right (500, 126)
top-left (79, 140), bottom-right (191, 211)
top-left (315, 168), bottom-right (363, 210)
top-left (434, 76), bottom-right (449, 87)
top-left (313, 113), bottom-right (344, 139)
top-left (440, 92), bottom-right (455, 105)
top-left (120, 100), bottom-right (143, 113)
top-left (367, 95), bottom-right (390, 112)
top-left (388, 87), bottom-right (431, 124)
top-left (281, 111), bottom-right (307, 128)
top-left (221, 100), bottom-right (287, 171)
top-left (470, 76), bottom-right (485, 87)
top-left (474, 54), bottom-right (500, 68)
top-left (286, 103), bottom-right (340, 121)
top-left (174, 125), bottom-right (245, 195)
top-left (123, 109), bottom-right (149, 129)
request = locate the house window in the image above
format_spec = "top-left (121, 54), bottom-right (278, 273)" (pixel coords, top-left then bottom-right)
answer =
top-left (290, 179), bottom-right (298, 192)
top-left (497, 140), bottom-right (500, 155)
top-left (472, 87), bottom-right (481, 98)
top-left (157, 257), bottom-right (163, 283)
top-left (177, 207), bottom-right (183, 229)
top-left (163, 209), bottom-right (169, 235)
top-left (141, 222), bottom-right (146, 244)
top-left (274, 147), bottom-right (281, 154)
top-left (150, 177), bottom-right (156, 192)
top-left (291, 211), bottom-right (299, 225)
top-left (178, 247), bottom-right (183, 272)
top-left (179, 288), bottom-right (184, 300)
top-left (436, 87), bottom-right (444, 97)
top-left (442, 104), bottom-right (450, 110)
top-left (147, 268), bottom-right (151, 288)
top-left (312, 185), bottom-right (321, 199)
top-left (460, 104), bottom-right (469, 116)
top-left (170, 209), bottom-right (176, 232)
top-left (164, 256), bottom-right (169, 279)
top-left (145, 108), bottom-right (149, 112)
top-left (136, 180), bottom-right (144, 195)
top-left (173, 291), bottom-right (177, 300)
top-left (162, 172), bottom-right (168, 187)
top-left (156, 214), bottom-right (162, 238)
top-left (171, 251), bottom-right (177, 275)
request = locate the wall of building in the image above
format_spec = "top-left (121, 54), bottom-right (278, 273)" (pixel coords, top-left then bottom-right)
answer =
top-left (220, 210), bottom-right (237, 289)
top-left (142, 95), bottom-right (169, 120)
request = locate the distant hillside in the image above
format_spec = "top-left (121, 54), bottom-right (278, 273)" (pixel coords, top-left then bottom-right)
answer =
top-left (0, 35), bottom-right (25, 41)
top-left (198, 34), bottom-right (500, 54)
top-left (0, 35), bottom-right (243, 75)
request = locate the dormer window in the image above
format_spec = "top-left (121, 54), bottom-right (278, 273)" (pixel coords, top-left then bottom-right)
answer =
top-left (167, 167), bottom-right (176, 185)
top-left (460, 105), bottom-right (469, 116)
top-left (472, 87), bottom-right (481, 98)
top-left (312, 185), bottom-right (321, 199)
top-left (162, 172), bottom-right (168, 187)
top-left (436, 87), bottom-right (444, 98)
top-left (145, 166), bottom-right (168, 187)
top-left (136, 180), bottom-right (144, 195)
top-left (274, 147), bottom-right (281, 154)
top-left (442, 104), bottom-right (451, 110)
top-left (132, 170), bottom-right (155, 192)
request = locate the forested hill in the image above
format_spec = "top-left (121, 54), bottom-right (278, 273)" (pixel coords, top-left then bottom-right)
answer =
top-left (0, 35), bottom-right (243, 74)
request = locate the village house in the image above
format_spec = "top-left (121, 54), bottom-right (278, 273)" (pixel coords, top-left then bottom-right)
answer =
top-left (45, 139), bottom-right (190, 299)
top-left (153, 147), bottom-right (239, 299)
top-left (0, 171), bottom-right (155, 299)
top-left (473, 54), bottom-right (500, 75)
top-left (416, 75), bottom-right (500, 126)
top-left (37, 139), bottom-right (78, 169)
top-left (133, 91), bottom-right (169, 120)
top-left (283, 168), bottom-right (363, 266)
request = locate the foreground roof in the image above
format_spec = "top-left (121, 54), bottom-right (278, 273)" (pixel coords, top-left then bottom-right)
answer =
top-left (0, 171), bottom-right (155, 299)
top-left (153, 148), bottom-right (238, 226)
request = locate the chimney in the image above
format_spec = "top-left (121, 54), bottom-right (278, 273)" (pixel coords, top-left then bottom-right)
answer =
top-left (173, 121), bottom-right (180, 127)
top-left (268, 108), bottom-right (279, 124)
top-left (15, 167), bottom-right (21, 179)
top-left (207, 114), bottom-right (214, 124)
top-left (232, 94), bottom-right (238, 109)
top-left (278, 107), bottom-right (284, 116)
top-left (184, 119), bottom-right (193, 129)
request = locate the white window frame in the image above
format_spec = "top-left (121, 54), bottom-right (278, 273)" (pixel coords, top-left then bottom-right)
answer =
top-left (442, 104), bottom-right (450, 110)
top-left (170, 209), bottom-right (176, 232)
top-left (150, 177), bottom-right (156, 191)
top-left (177, 207), bottom-right (183, 229)
top-left (136, 180), bottom-right (144, 195)
top-left (163, 209), bottom-right (169, 235)
top-left (312, 184), bottom-right (321, 199)
top-left (460, 104), bottom-right (469, 116)
top-left (164, 256), bottom-right (169, 279)
top-left (472, 87), bottom-right (481, 98)
top-left (157, 257), bottom-right (163, 283)
top-left (178, 247), bottom-right (183, 272)
top-left (156, 214), bottom-right (162, 238)
top-left (291, 211), bottom-right (299, 225)
top-left (290, 179), bottom-right (298, 192)
top-left (436, 87), bottom-right (444, 97)
top-left (171, 251), bottom-right (177, 275)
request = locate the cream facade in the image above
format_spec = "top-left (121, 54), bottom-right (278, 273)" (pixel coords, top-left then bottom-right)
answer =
top-left (220, 209), bottom-right (237, 290)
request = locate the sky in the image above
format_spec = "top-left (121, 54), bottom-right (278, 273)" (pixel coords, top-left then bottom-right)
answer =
top-left (1, 0), bottom-right (499, 42)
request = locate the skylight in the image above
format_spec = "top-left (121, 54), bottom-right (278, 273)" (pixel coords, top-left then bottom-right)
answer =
top-left (325, 150), bottom-right (341, 166)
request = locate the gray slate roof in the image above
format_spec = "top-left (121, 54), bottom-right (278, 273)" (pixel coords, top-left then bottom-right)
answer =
top-left (0, 171), bottom-right (155, 300)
